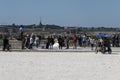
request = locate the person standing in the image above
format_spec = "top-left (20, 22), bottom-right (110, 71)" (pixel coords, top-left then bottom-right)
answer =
top-left (46, 36), bottom-right (50, 49)
top-left (53, 36), bottom-right (59, 49)
top-left (115, 34), bottom-right (119, 47)
top-left (25, 34), bottom-right (30, 49)
top-left (29, 35), bottom-right (33, 49)
top-left (72, 35), bottom-right (77, 49)
top-left (19, 25), bottom-right (23, 40)
top-left (58, 35), bottom-right (63, 49)
top-left (3, 36), bottom-right (10, 51)
top-left (65, 35), bottom-right (70, 49)
top-left (89, 37), bottom-right (94, 50)
top-left (103, 37), bottom-right (112, 54)
top-left (78, 35), bottom-right (82, 47)
top-left (82, 34), bottom-right (87, 47)
top-left (34, 35), bottom-right (40, 48)
top-left (21, 35), bottom-right (26, 49)
top-left (49, 35), bottom-right (54, 49)
top-left (112, 34), bottom-right (116, 47)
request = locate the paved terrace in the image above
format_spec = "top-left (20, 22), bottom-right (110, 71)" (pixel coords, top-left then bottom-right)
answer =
top-left (0, 46), bottom-right (120, 53)
top-left (33, 47), bottom-right (120, 52)
top-left (0, 51), bottom-right (120, 80)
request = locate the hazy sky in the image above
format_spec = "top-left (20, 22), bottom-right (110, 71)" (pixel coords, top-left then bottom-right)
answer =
top-left (0, 0), bottom-right (120, 27)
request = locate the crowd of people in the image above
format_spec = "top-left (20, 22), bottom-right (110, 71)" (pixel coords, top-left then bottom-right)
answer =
top-left (2, 26), bottom-right (120, 52)
top-left (20, 33), bottom-right (120, 51)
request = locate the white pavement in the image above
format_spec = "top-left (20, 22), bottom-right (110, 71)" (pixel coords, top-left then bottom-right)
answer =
top-left (0, 52), bottom-right (120, 80)
top-left (33, 47), bottom-right (120, 52)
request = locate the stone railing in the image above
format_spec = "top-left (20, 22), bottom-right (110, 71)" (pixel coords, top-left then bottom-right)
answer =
top-left (0, 40), bottom-right (22, 50)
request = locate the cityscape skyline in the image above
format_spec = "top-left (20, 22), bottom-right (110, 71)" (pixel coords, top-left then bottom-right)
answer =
top-left (0, 0), bottom-right (120, 27)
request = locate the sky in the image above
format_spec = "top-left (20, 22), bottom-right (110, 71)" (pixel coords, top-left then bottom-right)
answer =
top-left (0, 0), bottom-right (120, 27)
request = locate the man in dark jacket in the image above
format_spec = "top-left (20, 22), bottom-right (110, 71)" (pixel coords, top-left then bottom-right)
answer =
top-left (103, 37), bottom-right (112, 54)
top-left (3, 36), bottom-right (10, 51)
top-left (66, 35), bottom-right (70, 49)
top-left (58, 35), bottom-right (63, 49)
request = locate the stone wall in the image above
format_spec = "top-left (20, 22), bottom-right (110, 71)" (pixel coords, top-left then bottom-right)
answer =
top-left (0, 40), bottom-right (22, 50)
